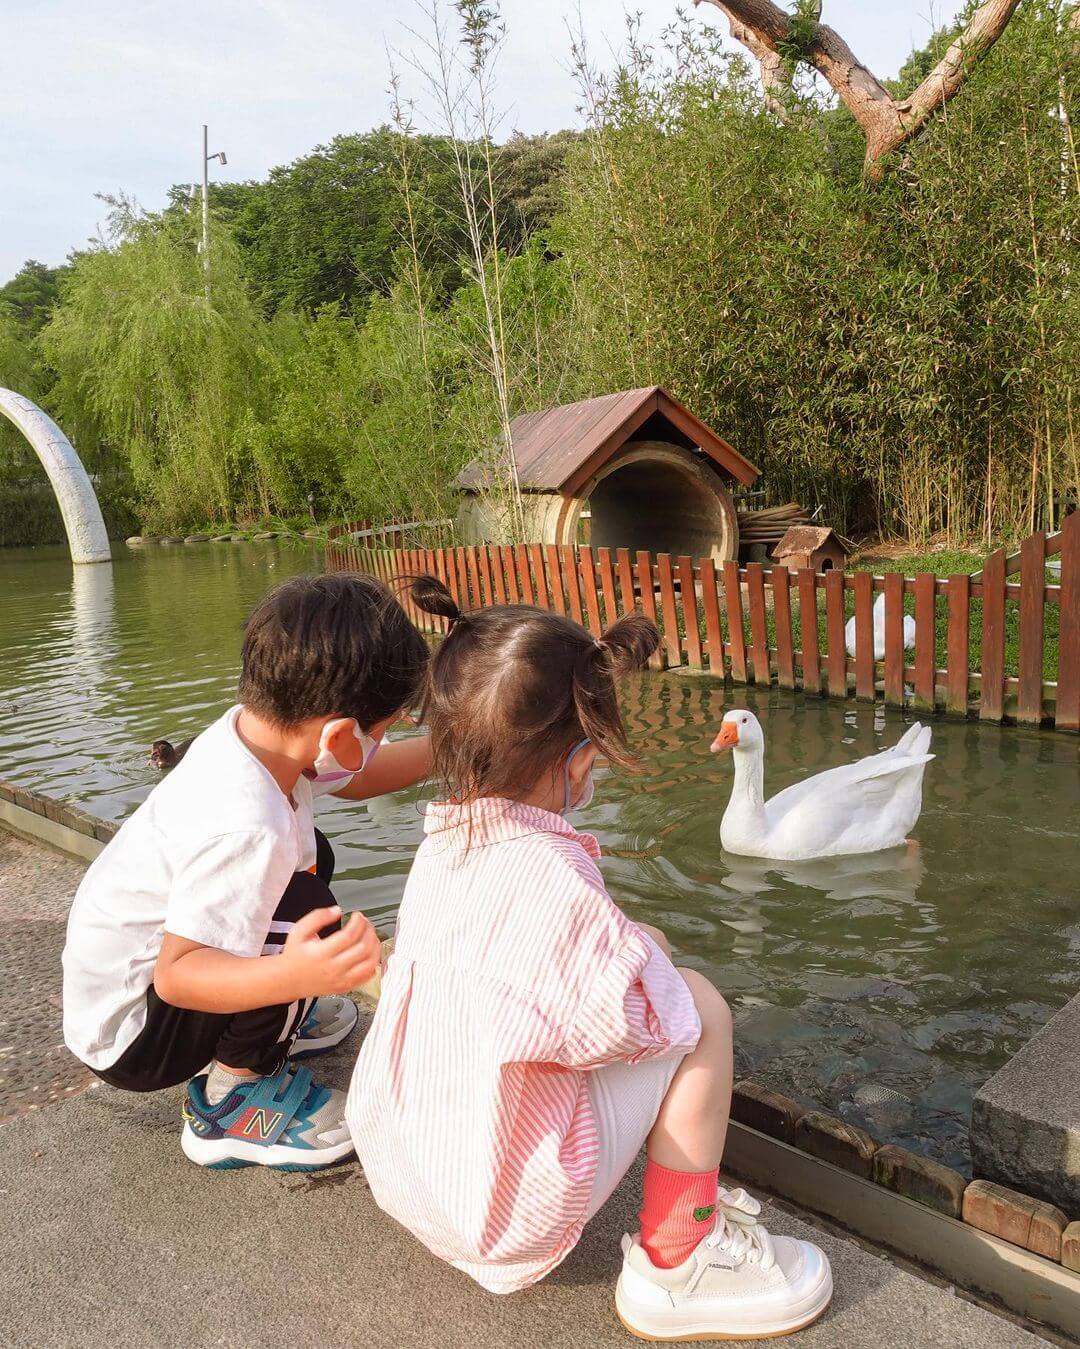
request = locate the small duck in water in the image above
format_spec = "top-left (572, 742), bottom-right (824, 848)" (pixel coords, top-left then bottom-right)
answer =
top-left (149, 737), bottom-right (194, 772)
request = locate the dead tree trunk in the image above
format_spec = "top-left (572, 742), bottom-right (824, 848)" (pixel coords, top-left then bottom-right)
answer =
top-left (697, 0), bottom-right (1023, 175)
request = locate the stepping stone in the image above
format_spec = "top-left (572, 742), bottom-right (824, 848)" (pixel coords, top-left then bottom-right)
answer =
top-left (182, 535), bottom-right (208, 544)
top-left (125, 536), bottom-right (145, 546)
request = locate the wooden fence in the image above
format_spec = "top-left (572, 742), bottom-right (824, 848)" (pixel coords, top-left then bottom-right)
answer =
top-left (327, 512), bottom-right (1079, 732)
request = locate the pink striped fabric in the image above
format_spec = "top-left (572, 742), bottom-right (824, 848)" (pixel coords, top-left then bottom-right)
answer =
top-left (345, 797), bottom-right (701, 1293)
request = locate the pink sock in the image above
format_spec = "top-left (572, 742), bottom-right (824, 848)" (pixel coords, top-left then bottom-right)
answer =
top-left (639, 1159), bottom-right (720, 1269)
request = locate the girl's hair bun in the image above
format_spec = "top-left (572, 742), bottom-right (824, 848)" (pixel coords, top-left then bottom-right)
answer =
top-left (597, 614), bottom-right (659, 675)
top-left (408, 574), bottom-right (463, 626)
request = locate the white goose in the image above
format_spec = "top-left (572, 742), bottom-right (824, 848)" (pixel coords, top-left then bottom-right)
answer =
top-left (845, 591), bottom-right (916, 660)
top-left (711, 710), bottom-right (933, 860)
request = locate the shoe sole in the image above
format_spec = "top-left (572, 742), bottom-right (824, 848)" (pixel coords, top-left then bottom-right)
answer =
top-left (615, 1270), bottom-right (832, 1342)
top-left (181, 1123), bottom-right (355, 1171)
top-left (289, 998), bottom-right (360, 1060)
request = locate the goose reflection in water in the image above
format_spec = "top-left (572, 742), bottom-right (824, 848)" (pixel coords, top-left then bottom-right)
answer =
top-left (705, 842), bottom-right (925, 961)
top-left (719, 839), bottom-right (925, 907)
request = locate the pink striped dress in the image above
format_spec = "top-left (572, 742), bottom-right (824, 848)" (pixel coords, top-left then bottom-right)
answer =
top-left (345, 797), bottom-right (701, 1293)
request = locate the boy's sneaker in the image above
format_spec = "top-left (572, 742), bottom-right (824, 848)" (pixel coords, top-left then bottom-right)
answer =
top-left (289, 995), bottom-right (359, 1058)
top-left (615, 1187), bottom-right (832, 1341)
top-left (180, 1062), bottom-right (354, 1171)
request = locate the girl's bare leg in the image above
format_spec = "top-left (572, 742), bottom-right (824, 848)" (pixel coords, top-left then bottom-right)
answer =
top-left (646, 968), bottom-right (733, 1172)
top-left (636, 921), bottom-right (672, 961)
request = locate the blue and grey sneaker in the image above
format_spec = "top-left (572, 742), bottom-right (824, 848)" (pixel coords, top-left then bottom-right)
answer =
top-left (180, 1062), bottom-right (354, 1170)
top-left (289, 995), bottom-right (359, 1059)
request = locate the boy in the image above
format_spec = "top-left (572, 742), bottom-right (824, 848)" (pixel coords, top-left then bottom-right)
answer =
top-left (62, 572), bottom-right (432, 1170)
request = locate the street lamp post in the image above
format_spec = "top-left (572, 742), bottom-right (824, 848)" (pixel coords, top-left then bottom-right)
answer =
top-left (201, 124), bottom-right (227, 302)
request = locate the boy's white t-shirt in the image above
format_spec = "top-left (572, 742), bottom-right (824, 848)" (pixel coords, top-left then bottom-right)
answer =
top-left (62, 705), bottom-right (347, 1071)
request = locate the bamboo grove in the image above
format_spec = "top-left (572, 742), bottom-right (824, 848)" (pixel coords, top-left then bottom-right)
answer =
top-left (0, 0), bottom-right (1077, 546)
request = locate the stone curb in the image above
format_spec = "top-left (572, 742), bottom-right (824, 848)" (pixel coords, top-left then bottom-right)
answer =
top-left (1, 778), bottom-right (1076, 1272)
top-left (1, 781), bottom-right (117, 862)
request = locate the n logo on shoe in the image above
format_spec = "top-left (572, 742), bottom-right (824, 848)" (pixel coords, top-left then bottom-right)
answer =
top-left (228, 1107), bottom-right (284, 1141)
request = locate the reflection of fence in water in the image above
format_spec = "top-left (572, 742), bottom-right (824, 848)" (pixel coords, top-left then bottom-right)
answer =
top-left (326, 513), bottom-right (1079, 731)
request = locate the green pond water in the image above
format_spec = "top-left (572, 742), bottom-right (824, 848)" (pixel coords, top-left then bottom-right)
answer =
top-left (2, 542), bottom-right (1078, 1172)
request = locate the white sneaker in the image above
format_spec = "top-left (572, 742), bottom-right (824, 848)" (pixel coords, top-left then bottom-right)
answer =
top-left (615, 1188), bottom-right (832, 1341)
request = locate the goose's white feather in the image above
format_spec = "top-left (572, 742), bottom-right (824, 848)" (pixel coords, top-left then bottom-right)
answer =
top-left (718, 711), bottom-right (932, 860)
top-left (845, 592), bottom-right (916, 660)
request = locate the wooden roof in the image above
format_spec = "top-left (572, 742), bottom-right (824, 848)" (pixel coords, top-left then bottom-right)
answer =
top-left (455, 387), bottom-right (759, 496)
top-left (773, 525), bottom-right (847, 557)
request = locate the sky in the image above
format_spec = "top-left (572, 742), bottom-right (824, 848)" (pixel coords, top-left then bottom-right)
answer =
top-left (0, 0), bottom-right (961, 282)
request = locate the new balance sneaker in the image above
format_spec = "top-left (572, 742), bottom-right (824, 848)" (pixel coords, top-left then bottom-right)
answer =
top-left (289, 995), bottom-right (359, 1059)
top-left (180, 1062), bottom-right (354, 1171)
top-left (615, 1188), bottom-right (832, 1341)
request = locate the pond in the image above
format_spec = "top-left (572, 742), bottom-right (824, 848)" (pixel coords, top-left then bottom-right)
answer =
top-left (2, 542), bottom-right (1077, 1172)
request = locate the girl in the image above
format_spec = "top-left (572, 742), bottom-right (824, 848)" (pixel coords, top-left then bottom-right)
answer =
top-left (345, 578), bottom-right (832, 1340)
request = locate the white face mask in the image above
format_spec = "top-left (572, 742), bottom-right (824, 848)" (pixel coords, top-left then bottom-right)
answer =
top-left (312, 718), bottom-right (381, 784)
top-left (561, 739), bottom-right (595, 817)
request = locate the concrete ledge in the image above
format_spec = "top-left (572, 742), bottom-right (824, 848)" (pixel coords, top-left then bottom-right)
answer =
top-left (971, 991), bottom-right (1080, 1215)
top-left (725, 1122), bottom-right (1080, 1341)
top-left (0, 794), bottom-right (107, 864)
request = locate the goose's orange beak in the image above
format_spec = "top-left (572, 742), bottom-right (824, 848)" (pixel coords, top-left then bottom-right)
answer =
top-left (710, 722), bottom-right (739, 753)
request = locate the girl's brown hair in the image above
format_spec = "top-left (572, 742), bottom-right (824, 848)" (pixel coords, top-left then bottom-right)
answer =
top-left (409, 574), bottom-right (659, 802)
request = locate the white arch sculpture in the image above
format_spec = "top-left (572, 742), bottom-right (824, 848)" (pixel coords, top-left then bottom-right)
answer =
top-left (0, 388), bottom-right (111, 563)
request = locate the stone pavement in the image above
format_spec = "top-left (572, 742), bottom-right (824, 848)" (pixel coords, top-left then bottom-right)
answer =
top-left (0, 829), bottom-right (1063, 1349)
top-left (0, 830), bottom-right (95, 1123)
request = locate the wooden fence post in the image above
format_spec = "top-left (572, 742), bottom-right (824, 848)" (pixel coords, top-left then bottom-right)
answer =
top-left (544, 544), bottom-right (564, 614)
top-left (561, 545), bottom-right (583, 624)
top-left (979, 549), bottom-right (1006, 721)
top-left (796, 569), bottom-right (820, 695)
top-left (772, 565), bottom-right (795, 689)
top-left (635, 551), bottom-right (664, 669)
top-left (676, 556), bottom-right (702, 669)
top-left (656, 554), bottom-right (681, 667)
top-left (883, 572), bottom-right (905, 706)
top-left (597, 548), bottom-right (619, 628)
top-left (745, 563), bottom-right (769, 685)
top-left (616, 548), bottom-right (636, 617)
top-left (1016, 533), bottom-right (1046, 725)
top-left (477, 546), bottom-right (494, 605)
top-left (579, 548), bottom-right (603, 635)
top-left (825, 569), bottom-right (846, 697)
top-left (529, 544), bottom-right (549, 609)
top-left (699, 558), bottom-right (725, 676)
top-left (945, 575), bottom-right (970, 716)
top-left (502, 546), bottom-right (521, 603)
top-left (487, 546), bottom-right (505, 604)
top-left (913, 573), bottom-right (937, 712)
top-left (723, 561), bottom-right (748, 684)
top-left (1057, 511), bottom-right (1080, 732)
top-left (853, 571), bottom-right (875, 700)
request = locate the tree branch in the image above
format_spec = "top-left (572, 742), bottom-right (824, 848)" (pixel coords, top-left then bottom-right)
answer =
top-left (697, 0), bottom-right (1022, 172)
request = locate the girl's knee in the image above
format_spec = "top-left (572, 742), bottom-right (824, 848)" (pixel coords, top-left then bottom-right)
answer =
top-left (637, 922), bottom-right (672, 960)
top-left (677, 968), bottom-right (732, 1039)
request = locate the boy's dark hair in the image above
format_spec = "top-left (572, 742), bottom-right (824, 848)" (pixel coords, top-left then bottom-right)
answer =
top-left (409, 574), bottom-right (659, 801)
top-left (239, 573), bottom-right (429, 729)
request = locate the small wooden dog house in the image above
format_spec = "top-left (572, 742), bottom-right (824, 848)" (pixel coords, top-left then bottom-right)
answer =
top-left (773, 525), bottom-right (847, 572)
top-left (454, 387), bottom-right (759, 561)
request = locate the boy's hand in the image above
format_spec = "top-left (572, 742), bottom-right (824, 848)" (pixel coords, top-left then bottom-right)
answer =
top-left (282, 906), bottom-right (381, 996)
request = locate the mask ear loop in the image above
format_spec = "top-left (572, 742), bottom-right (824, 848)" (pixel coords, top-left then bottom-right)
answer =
top-left (562, 738), bottom-right (591, 814)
